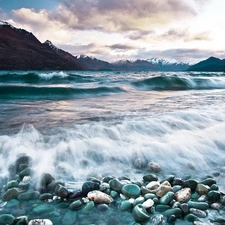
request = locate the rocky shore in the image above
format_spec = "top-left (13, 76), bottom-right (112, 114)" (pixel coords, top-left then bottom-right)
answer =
top-left (0, 155), bottom-right (225, 225)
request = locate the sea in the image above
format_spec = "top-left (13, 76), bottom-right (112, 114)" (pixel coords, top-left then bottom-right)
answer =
top-left (0, 70), bottom-right (225, 190)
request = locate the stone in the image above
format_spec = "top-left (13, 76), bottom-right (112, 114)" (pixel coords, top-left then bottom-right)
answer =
top-left (110, 190), bottom-right (118, 198)
top-left (55, 184), bottom-right (69, 198)
top-left (174, 188), bottom-right (191, 202)
top-left (33, 204), bottom-right (54, 215)
top-left (196, 184), bottom-right (210, 195)
top-left (156, 185), bottom-right (174, 197)
top-left (184, 213), bottom-right (198, 222)
top-left (159, 191), bottom-right (174, 205)
top-left (197, 195), bottom-right (208, 202)
top-left (133, 196), bottom-right (145, 206)
top-left (121, 184), bottom-right (141, 198)
top-left (142, 199), bottom-right (154, 209)
top-left (172, 178), bottom-right (183, 186)
top-left (180, 203), bottom-right (189, 214)
top-left (96, 204), bottom-right (109, 211)
top-left (87, 190), bottom-right (113, 204)
top-left (207, 190), bottom-right (220, 203)
top-left (28, 219), bottom-right (53, 225)
top-left (167, 214), bottom-right (177, 223)
top-left (155, 204), bottom-right (171, 212)
top-left (132, 204), bottom-right (150, 222)
top-left (210, 203), bottom-right (222, 210)
top-left (144, 193), bottom-right (156, 200)
top-left (19, 168), bottom-right (33, 180)
top-left (200, 178), bottom-right (216, 186)
top-left (143, 174), bottom-right (158, 182)
top-left (61, 210), bottom-right (77, 225)
top-left (148, 162), bottom-right (161, 172)
top-left (2, 188), bottom-right (21, 201)
top-left (13, 216), bottom-right (29, 225)
top-left (146, 181), bottom-right (160, 190)
top-left (187, 201), bottom-right (209, 210)
top-left (5, 180), bottom-right (19, 190)
top-left (39, 193), bottom-right (53, 201)
top-left (183, 179), bottom-right (198, 191)
top-left (82, 181), bottom-right (100, 196)
top-left (5, 199), bottom-right (19, 208)
top-left (15, 155), bottom-right (32, 173)
top-left (69, 200), bottom-right (83, 210)
top-left (189, 208), bottom-right (207, 218)
top-left (0, 214), bottom-right (15, 225)
top-left (210, 184), bottom-right (219, 191)
top-left (109, 178), bottom-right (123, 192)
top-left (164, 208), bottom-right (182, 218)
top-left (151, 214), bottom-right (164, 225)
top-left (18, 190), bottom-right (40, 201)
top-left (82, 201), bottom-right (95, 213)
top-left (119, 200), bottom-right (133, 212)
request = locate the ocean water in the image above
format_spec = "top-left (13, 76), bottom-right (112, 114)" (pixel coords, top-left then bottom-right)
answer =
top-left (0, 70), bottom-right (225, 188)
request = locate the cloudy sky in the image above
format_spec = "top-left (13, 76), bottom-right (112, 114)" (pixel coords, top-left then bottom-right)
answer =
top-left (1, 0), bottom-right (225, 63)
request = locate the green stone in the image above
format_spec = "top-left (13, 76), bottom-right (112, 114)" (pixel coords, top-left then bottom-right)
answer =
top-left (19, 167), bottom-right (33, 180)
top-left (184, 213), bottom-right (198, 222)
top-left (132, 204), bottom-right (150, 222)
top-left (5, 180), bottom-right (19, 190)
top-left (33, 204), bottom-right (54, 214)
top-left (69, 200), bottom-right (83, 210)
top-left (119, 200), bottom-right (133, 212)
top-left (109, 178), bottom-right (123, 192)
top-left (2, 188), bottom-right (20, 201)
top-left (164, 208), bottom-right (182, 218)
top-left (18, 190), bottom-right (40, 201)
top-left (82, 201), bottom-right (95, 213)
top-left (183, 179), bottom-right (198, 191)
top-left (0, 214), bottom-right (15, 225)
top-left (207, 190), bottom-right (220, 203)
top-left (159, 191), bottom-right (174, 205)
top-left (121, 184), bottom-right (141, 198)
top-left (62, 210), bottom-right (77, 225)
top-left (188, 201), bottom-right (209, 210)
top-left (5, 199), bottom-right (19, 208)
top-left (155, 204), bottom-right (171, 212)
top-left (110, 190), bottom-right (118, 198)
top-left (39, 193), bottom-right (53, 201)
top-left (143, 174), bottom-right (158, 182)
top-left (144, 193), bottom-right (156, 200)
top-left (133, 197), bottom-right (145, 206)
top-left (200, 178), bottom-right (216, 186)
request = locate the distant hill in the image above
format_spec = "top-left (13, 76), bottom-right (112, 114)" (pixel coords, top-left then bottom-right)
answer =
top-left (187, 57), bottom-right (225, 72)
top-left (0, 21), bottom-right (83, 70)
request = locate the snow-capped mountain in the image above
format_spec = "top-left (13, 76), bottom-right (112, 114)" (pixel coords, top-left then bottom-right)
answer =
top-left (112, 58), bottom-right (190, 71)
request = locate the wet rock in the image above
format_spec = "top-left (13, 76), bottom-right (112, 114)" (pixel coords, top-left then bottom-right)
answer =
top-left (167, 214), bottom-right (177, 223)
top-left (82, 201), bottom-right (95, 213)
top-left (33, 204), bottom-right (54, 215)
top-left (151, 214), bottom-right (164, 225)
top-left (109, 178), bottom-right (123, 192)
top-left (12, 216), bottom-right (28, 225)
top-left (28, 219), bottom-right (53, 225)
top-left (5, 199), bottom-right (19, 208)
top-left (39, 193), bottom-right (53, 201)
top-left (184, 213), bottom-right (198, 222)
top-left (119, 200), bottom-right (133, 212)
top-left (5, 180), bottom-right (19, 190)
top-left (210, 203), bottom-right (222, 210)
top-left (143, 174), bottom-right (158, 182)
top-left (133, 196), bottom-right (145, 206)
top-left (188, 201), bottom-right (209, 210)
top-left (2, 188), bottom-right (21, 201)
top-left (69, 200), bottom-right (83, 210)
top-left (189, 208), bottom-right (207, 218)
top-left (172, 178), bottom-right (184, 186)
top-left (19, 168), bottom-right (33, 180)
top-left (146, 181), bottom-right (160, 190)
top-left (55, 184), bottom-right (69, 198)
top-left (61, 210), bottom-right (77, 225)
top-left (82, 181), bottom-right (100, 196)
top-left (0, 214), bottom-right (15, 225)
top-left (87, 190), bottom-right (113, 204)
top-left (180, 203), bottom-right (189, 214)
top-left (39, 173), bottom-right (55, 190)
top-left (132, 204), bottom-right (150, 222)
top-left (208, 190), bottom-right (220, 203)
top-left (159, 191), bottom-right (174, 205)
top-left (164, 208), bottom-right (182, 218)
top-left (210, 184), bottom-right (219, 191)
top-left (142, 199), bottom-right (154, 209)
top-left (96, 204), bottom-right (109, 211)
top-left (174, 188), bottom-right (191, 203)
top-left (156, 185), bottom-right (174, 198)
top-left (148, 162), bottom-right (161, 173)
top-left (200, 178), bottom-right (216, 186)
top-left (121, 184), bottom-right (141, 198)
top-left (183, 179), bottom-right (198, 191)
top-left (18, 190), bottom-right (40, 201)
top-left (155, 204), bottom-right (171, 212)
top-left (196, 184), bottom-right (210, 195)
top-left (15, 155), bottom-right (32, 173)
top-left (133, 157), bottom-right (147, 169)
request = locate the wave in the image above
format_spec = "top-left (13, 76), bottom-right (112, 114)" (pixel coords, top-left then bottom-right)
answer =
top-left (0, 84), bottom-right (125, 100)
top-left (131, 75), bottom-right (225, 90)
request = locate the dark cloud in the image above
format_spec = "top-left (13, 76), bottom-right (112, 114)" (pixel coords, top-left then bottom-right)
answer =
top-left (106, 43), bottom-right (134, 50)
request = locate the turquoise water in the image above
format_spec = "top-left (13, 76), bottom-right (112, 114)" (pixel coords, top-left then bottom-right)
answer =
top-left (0, 71), bottom-right (225, 187)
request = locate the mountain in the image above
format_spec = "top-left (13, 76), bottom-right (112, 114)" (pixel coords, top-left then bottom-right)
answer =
top-left (74, 55), bottom-right (112, 70)
top-left (187, 57), bottom-right (225, 72)
top-left (0, 21), bottom-right (83, 70)
top-left (112, 58), bottom-right (190, 71)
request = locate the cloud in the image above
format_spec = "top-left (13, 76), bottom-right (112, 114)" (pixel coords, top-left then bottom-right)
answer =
top-left (106, 44), bottom-right (134, 50)
top-left (52, 0), bottom-right (199, 32)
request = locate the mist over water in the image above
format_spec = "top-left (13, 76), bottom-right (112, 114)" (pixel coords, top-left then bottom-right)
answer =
top-left (0, 71), bottom-right (225, 187)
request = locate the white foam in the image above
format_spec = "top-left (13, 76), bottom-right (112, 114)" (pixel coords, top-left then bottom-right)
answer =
top-left (38, 71), bottom-right (69, 80)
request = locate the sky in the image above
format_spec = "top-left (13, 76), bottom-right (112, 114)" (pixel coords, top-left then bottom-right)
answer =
top-left (1, 0), bottom-right (225, 64)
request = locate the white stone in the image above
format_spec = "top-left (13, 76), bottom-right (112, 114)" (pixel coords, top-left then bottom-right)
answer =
top-left (146, 181), bottom-right (160, 190)
top-left (87, 190), bottom-right (113, 204)
top-left (174, 188), bottom-right (191, 202)
top-left (28, 219), bottom-right (53, 225)
top-left (142, 199), bottom-right (154, 209)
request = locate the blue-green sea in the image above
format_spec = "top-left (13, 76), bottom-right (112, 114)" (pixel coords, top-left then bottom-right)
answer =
top-left (0, 70), bottom-right (225, 187)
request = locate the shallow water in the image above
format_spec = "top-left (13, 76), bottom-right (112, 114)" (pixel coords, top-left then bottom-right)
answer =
top-left (0, 71), bottom-right (225, 188)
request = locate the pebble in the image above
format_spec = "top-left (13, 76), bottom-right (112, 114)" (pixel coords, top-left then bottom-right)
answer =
top-left (121, 184), bottom-right (141, 198)
top-left (196, 184), bottom-right (210, 195)
top-left (87, 190), bottom-right (114, 203)
top-left (61, 210), bottom-right (77, 225)
top-left (146, 181), bottom-right (160, 190)
top-left (174, 188), bottom-right (191, 202)
top-left (148, 162), bottom-right (161, 172)
top-left (132, 204), bottom-right (150, 222)
top-left (156, 185), bottom-right (174, 197)
top-left (28, 219), bottom-right (53, 225)
top-left (189, 208), bottom-right (207, 218)
top-left (0, 214), bottom-right (15, 225)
